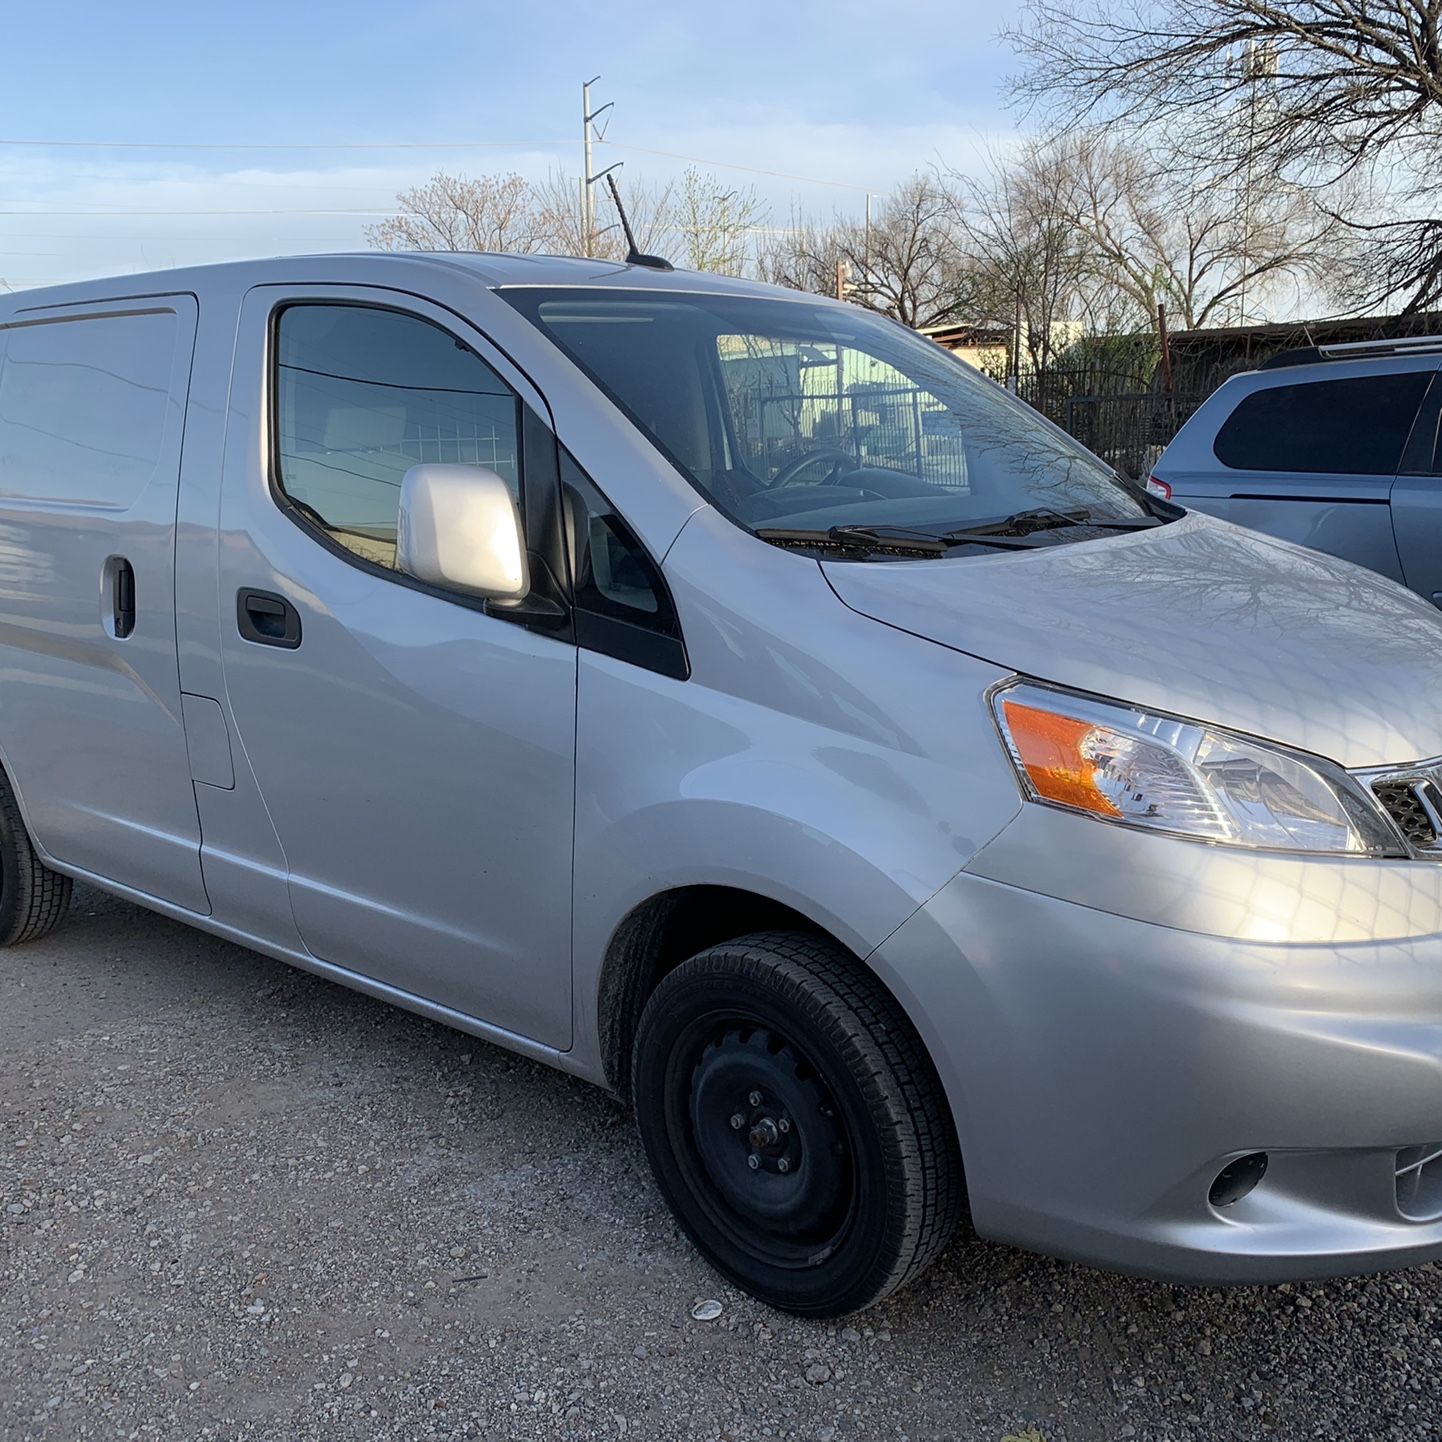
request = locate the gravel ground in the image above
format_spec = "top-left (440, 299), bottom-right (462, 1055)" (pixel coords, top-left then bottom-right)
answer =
top-left (3, 886), bottom-right (1440, 1442)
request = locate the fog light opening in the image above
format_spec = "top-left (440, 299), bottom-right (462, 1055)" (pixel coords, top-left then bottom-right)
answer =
top-left (1209, 1152), bottom-right (1269, 1208)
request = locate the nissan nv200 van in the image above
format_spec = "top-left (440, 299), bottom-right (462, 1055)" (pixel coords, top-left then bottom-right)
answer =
top-left (6, 254), bottom-right (1442, 1317)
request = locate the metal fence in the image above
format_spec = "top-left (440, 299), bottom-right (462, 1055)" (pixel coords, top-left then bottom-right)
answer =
top-left (1014, 368), bottom-right (1204, 480)
top-left (736, 366), bottom-right (1201, 489)
top-left (749, 383), bottom-right (970, 488)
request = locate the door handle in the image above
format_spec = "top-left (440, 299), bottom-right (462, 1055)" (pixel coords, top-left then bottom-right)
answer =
top-left (236, 588), bottom-right (302, 649)
top-left (111, 558), bottom-right (136, 639)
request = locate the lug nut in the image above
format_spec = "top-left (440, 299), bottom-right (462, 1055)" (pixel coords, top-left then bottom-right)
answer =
top-left (777, 1157), bottom-right (790, 1173)
top-left (730, 1113), bottom-right (745, 1130)
top-left (778, 1117), bottom-right (790, 1134)
top-left (748, 1090), bottom-right (762, 1106)
top-left (747, 1153), bottom-right (760, 1170)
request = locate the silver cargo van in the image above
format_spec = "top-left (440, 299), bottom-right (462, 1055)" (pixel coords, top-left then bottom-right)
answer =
top-left (8, 254), bottom-right (1442, 1317)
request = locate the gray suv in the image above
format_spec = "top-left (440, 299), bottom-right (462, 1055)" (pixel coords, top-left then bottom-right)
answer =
top-left (1152, 337), bottom-right (1442, 603)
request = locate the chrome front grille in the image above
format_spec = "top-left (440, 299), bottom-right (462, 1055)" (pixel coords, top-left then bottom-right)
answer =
top-left (1373, 778), bottom-right (1442, 850)
top-left (1364, 764), bottom-right (1442, 856)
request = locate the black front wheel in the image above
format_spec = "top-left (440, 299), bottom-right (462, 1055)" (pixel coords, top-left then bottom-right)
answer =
top-left (631, 932), bottom-right (962, 1316)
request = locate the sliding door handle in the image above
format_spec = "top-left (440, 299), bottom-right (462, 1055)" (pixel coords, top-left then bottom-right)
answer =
top-left (236, 588), bottom-right (302, 649)
top-left (111, 558), bottom-right (136, 639)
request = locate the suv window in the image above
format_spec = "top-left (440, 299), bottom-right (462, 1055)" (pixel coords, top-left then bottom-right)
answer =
top-left (274, 304), bottom-right (521, 569)
top-left (1213, 372), bottom-right (1431, 475)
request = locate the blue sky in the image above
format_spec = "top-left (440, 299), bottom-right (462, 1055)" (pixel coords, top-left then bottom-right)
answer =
top-left (0, 0), bottom-right (1020, 290)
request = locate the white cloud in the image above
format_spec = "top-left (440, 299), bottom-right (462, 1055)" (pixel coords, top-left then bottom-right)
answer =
top-left (0, 118), bottom-right (1021, 290)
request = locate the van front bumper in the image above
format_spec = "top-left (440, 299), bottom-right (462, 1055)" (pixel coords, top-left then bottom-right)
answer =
top-left (867, 807), bottom-right (1442, 1283)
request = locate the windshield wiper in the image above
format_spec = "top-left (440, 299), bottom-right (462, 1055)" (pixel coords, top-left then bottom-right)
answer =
top-left (940, 506), bottom-right (1165, 545)
top-left (755, 524), bottom-right (949, 556)
top-left (757, 508), bottom-right (1167, 558)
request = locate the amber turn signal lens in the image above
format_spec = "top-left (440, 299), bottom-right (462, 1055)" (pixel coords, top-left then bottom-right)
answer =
top-left (999, 699), bottom-right (1121, 817)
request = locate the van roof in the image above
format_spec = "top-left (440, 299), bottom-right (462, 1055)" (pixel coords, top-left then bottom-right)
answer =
top-left (0, 250), bottom-right (813, 311)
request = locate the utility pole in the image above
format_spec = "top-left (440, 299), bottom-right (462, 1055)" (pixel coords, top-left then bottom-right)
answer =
top-left (581, 77), bottom-right (614, 258)
top-left (1157, 301), bottom-right (1178, 437)
top-left (1009, 289), bottom-right (1023, 394)
top-left (1235, 38), bottom-right (1276, 329)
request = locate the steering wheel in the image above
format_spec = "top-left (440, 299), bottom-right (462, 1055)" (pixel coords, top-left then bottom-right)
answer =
top-left (767, 447), bottom-right (859, 489)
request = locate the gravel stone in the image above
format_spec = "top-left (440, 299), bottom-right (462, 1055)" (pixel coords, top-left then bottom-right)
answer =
top-left (2, 885), bottom-right (1438, 1440)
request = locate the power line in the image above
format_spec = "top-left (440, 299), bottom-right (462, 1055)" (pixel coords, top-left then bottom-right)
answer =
top-left (595, 138), bottom-right (873, 193)
top-left (0, 171), bottom-right (436, 195)
top-left (0, 207), bottom-right (411, 217)
top-left (0, 132), bottom-right (873, 195)
top-left (0, 137), bottom-right (568, 152)
top-left (0, 231), bottom-right (368, 242)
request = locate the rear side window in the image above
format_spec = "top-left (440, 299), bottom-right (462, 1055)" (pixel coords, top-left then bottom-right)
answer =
top-left (0, 310), bottom-right (180, 506)
top-left (1213, 372), bottom-right (1430, 475)
top-left (274, 304), bottom-right (522, 570)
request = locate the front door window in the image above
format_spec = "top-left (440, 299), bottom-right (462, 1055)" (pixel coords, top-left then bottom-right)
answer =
top-left (274, 303), bottom-right (522, 571)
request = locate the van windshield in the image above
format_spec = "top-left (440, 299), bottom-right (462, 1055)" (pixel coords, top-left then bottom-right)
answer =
top-left (501, 287), bottom-right (1156, 548)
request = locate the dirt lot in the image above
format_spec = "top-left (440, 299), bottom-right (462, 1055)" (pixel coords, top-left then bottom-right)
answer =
top-left (3, 885), bottom-right (1440, 1441)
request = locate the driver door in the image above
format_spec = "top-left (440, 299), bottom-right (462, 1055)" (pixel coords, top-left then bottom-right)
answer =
top-left (215, 288), bottom-right (577, 1047)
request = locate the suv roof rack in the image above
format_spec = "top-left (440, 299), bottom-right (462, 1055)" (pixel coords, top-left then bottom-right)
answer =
top-left (1260, 334), bottom-right (1442, 370)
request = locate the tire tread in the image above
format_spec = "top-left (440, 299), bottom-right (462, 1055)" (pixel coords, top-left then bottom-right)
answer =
top-left (0, 773), bottom-right (71, 945)
top-left (634, 929), bottom-right (963, 1313)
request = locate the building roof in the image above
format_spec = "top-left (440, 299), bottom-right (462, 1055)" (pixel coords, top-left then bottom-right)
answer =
top-left (918, 322), bottom-right (1011, 346)
top-left (1169, 311), bottom-right (1442, 350)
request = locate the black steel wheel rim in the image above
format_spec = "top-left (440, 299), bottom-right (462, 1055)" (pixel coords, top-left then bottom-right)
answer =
top-left (660, 1008), bottom-right (859, 1271)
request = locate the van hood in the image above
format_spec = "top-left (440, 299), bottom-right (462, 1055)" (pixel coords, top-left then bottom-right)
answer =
top-left (822, 512), bottom-right (1442, 769)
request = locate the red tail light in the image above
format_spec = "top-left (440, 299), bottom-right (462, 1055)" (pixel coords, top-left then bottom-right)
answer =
top-left (1145, 475), bottom-right (1172, 500)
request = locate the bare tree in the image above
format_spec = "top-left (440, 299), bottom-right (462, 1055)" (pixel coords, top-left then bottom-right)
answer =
top-left (367, 167), bottom-right (750, 272)
top-left (1006, 0), bottom-right (1442, 309)
top-left (532, 168), bottom-right (675, 261)
top-left (846, 177), bottom-right (981, 327)
top-left (364, 172), bottom-right (551, 254)
top-left (761, 176), bottom-right (979, 328)
top-left (666, 168), bottom-right (765, 275)
top-left (1044, 130), bottom-right (1340, 328)
top-left (756, 207), bottom-right (848, 299)
top-left (952, 147), bottom-right (1106, 372)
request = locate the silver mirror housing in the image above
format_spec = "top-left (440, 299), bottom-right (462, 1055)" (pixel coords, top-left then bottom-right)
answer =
top-left (396, 464), bottom-right (528, 602)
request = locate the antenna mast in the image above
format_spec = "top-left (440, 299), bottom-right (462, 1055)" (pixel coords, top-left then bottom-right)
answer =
top-left (604, 172), bottom-right (673, 271)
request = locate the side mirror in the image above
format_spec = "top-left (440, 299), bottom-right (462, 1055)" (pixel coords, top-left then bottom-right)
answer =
top-left (396, 464), bottom-right (529, 602)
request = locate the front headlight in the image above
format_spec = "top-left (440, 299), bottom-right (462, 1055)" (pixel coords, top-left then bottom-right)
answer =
top-left (992, 681), bottom-right (1403, 856)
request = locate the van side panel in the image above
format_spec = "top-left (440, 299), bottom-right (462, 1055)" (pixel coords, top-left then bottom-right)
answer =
top-left (0, 297), bottom-right (208, 912)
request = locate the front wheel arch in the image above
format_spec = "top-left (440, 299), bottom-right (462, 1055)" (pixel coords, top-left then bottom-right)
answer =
top-left (596, 884), bottom-right (881, 1100)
